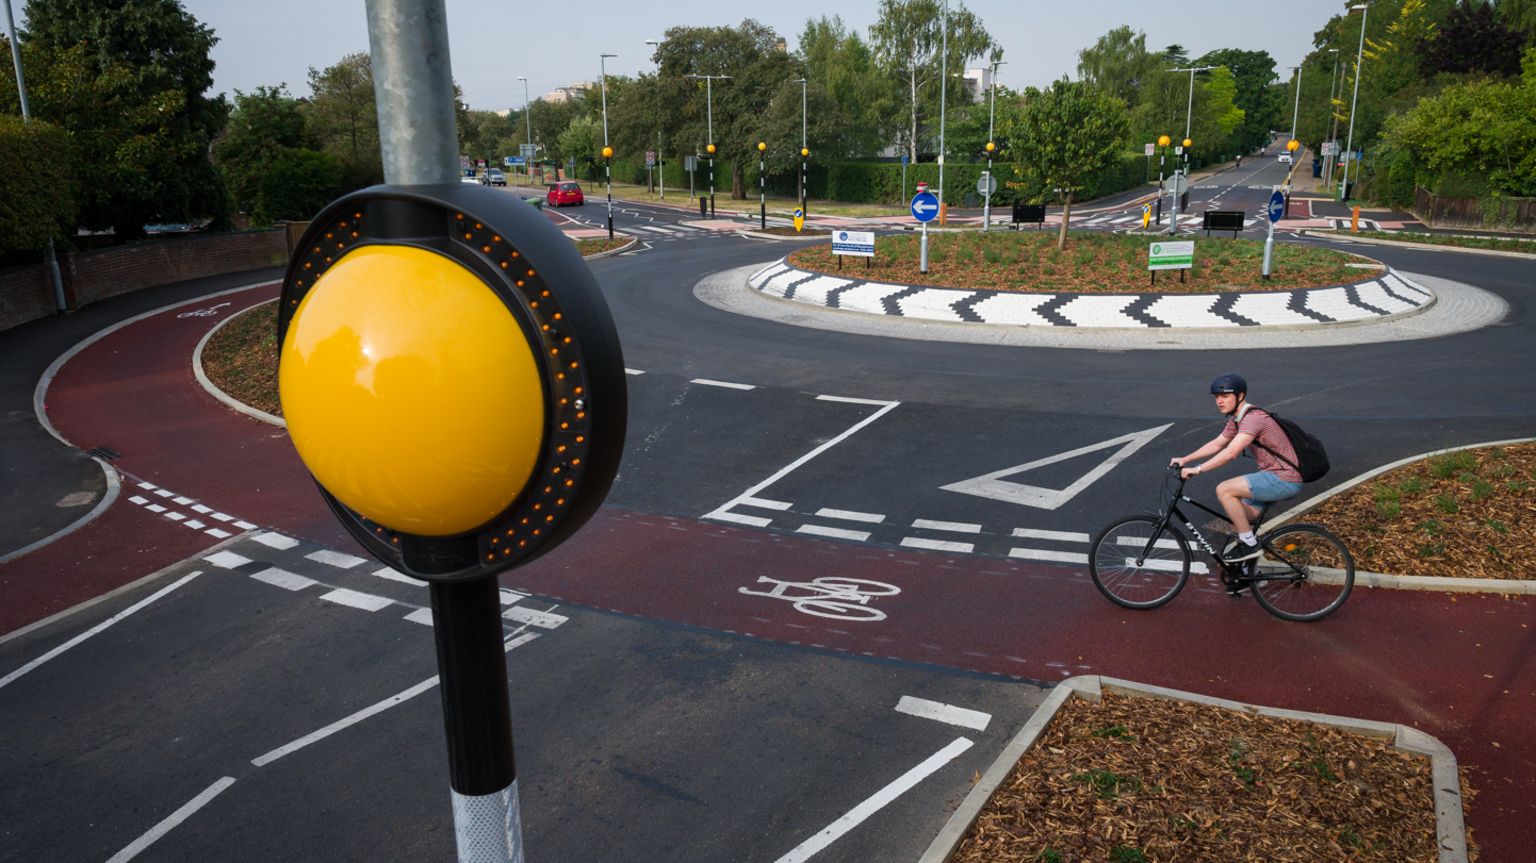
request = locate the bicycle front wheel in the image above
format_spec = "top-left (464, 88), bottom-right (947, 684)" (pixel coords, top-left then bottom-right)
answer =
top-left (1251, 524), bottom-right (1355, 622)
top-left (1089, 515), bottom-right (1191, 610)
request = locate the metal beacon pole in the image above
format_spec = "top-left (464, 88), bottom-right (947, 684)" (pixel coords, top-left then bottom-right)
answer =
top-left (277, 1), bottom-right (627, 859)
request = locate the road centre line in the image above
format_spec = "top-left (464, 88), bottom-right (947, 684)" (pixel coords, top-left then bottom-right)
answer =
top-left (105, 776), bottom-right (238, 863)
top-left (250, 632), bottom-right (539, 768)
top-left (894, 696), bottom-right (992, 731)
top-left (0, 572), bottom-right (203, 691)
top-left (691, 378), bottom-right (757, 391)
top-left (705, 400), bottom-right (900, 524)
top-left (912, 518), bottom-right (982, 534)
top-left (772, 737), bottom-right (974, 863)
top-left (815, 508), bottom-right (886, 524)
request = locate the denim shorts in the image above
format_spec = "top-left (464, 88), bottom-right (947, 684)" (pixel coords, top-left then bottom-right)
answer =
top-left (1243, 471), bottom-right (1303, 505)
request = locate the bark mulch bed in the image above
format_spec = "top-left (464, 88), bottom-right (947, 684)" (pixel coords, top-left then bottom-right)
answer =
top-left (201, 300), bottom-right (281, 417)
top-left (755, 225), bottom-right (832, 237)
top-left (574, 236), bottom-right (633, 255)
top-left (1304, 443), bottom-right (1536, 579)
top-left (952, 691), bottom-right (1473, 863)
top-left (786, 232), bottom-right (1370, 295)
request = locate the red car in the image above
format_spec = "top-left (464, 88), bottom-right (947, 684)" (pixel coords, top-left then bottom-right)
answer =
top-left (546, 181), bottom-right (584, 207)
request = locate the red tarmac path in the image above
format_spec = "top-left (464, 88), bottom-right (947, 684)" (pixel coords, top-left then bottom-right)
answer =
top-left (7, 283), bottom-right (1533, 858)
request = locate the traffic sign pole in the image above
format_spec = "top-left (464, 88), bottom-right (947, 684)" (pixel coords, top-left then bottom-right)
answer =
top-left (1262, 189), bottom-right (1285, 279)
top-left (920, 222), bottom-right (929, 274)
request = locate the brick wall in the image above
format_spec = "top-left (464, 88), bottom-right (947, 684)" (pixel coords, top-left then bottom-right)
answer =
top-left (0, 230), bottom-right (287, 332)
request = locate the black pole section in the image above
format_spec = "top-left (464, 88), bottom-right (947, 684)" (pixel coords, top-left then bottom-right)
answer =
top-left (430, 577), bottom-right (516, 796)
top-left (759, 155), bottom-right (765, 230)
top-left (709, 156), bottom-right (715, 217)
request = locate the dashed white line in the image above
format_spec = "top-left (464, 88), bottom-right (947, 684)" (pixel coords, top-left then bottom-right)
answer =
top-left (797, 524), bottom-right (873, 542)
top-left (319, 588), bottom-right (394, 612)
top-left (172, 496), bottom-right (194, 506)
top-left (233, 520), bottom-right (257, 530)
top-left (164, 512), bottom-right (186, 522)
top-left (900, 537), bottom-right (975, 554)
top-left (691, 378), bottom-right (756, 391)
top-left (624, 368), bottom-right (646, 375)
top-left (911, 518), bottom-right (982, 534)
top-left (250, 567), bottom-right (316, 591)
top-left (404, 608), bottom-right (434, 626)
top-left (252, 532), bottom-right (299, 550)
top-left (105, 776), bottom-right (237, 863)
top-left (502, 606), bottom-right (567, 629)
top-left (184, 520), bottom-right (206, 530)
top-left (145, 504), bottom-right (167, 514)
top-left (1012, 527), bottom-right (1091, 543)
top-left (815, 395), bottom-right (899, 406)
top-left (741, 497), bottom-right (794, 511)
top-left (1008, 548), bottom-right (1089, 565)
top-left (204, 528), bottom-right (233, 540)
top-left (203, 551), bottom-right (250, 569)
top-left (128, 495), bottom-right (149, 505)
top-left (894, 696), bottom-right (992, 730)
top-left (815, 508), bottom-right (886, 524)
top-left (190, 504), bottom-right (214, 514)
top-left (373, 566), bottom-right (427, 587)
top-left (306, 549), bottom-right (368, 569)
top-left (710, 511), bottom-right (773, 528)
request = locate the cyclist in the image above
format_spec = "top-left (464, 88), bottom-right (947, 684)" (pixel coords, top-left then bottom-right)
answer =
top-left (1170, 373), bottom-right (1303, 563)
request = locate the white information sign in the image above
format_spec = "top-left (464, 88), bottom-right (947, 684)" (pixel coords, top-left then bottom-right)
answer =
top-left (1148, 240), bottom-right (1195, 271)
top-left (832, 230), bottom-right (875, 258)
top-left (1144, 142), bottom-right (1155, 156)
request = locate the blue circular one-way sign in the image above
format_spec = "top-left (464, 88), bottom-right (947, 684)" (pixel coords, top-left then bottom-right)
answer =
top-left (911, 191), bottom-right (940, 223)
top-left (1267, 190), bottom-right (1286, 223)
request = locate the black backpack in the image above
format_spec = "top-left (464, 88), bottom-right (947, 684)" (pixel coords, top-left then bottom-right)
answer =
top-left (1245, 409), bottom-right (1330, 483)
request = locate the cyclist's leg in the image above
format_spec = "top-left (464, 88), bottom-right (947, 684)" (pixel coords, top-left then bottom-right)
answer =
top-left (1215, 476), bottom-right (1256, 534)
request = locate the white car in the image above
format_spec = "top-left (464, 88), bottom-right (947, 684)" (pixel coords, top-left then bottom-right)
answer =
top-left (1278, 153), bottom-right (1293, 164)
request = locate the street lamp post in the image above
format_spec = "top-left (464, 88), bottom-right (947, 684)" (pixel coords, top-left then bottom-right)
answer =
top-left (1288, 64), bottom-right (1304, 149)
top-left (645, 39), bottom-right (664, 199)
top-left (1167, 65), bottom-right (1215, 234)
top-left (516, 75), bottom-right (533, 188)
top-left (1340, 3), bottom-right (1369, 203)
top-left (1323, 48), bottom-right (1341, 189)
top-left (793, 77), bottom-right (807, 212)
top-left (600, 52), bottom-right (616, 239)
top-left (757, 142), bottom-right (766, 230)
top-left (936, 0), bottom-right (949, 219)
top-left (684, 73), bottom-right (731, 217)
top-left (4, 0), bottom-right (67, 312)
top-left (983, 59), bottom-right (1005, 232)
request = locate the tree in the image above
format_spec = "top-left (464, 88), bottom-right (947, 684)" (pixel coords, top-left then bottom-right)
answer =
top-left (18, 0), bottom-right (229, 239)
top-left (1196, 48), bottom-right (1282, 155)
top-left (556, 115), bottom-right (602, 180)
top-left (1001, 78), bottom-right (1129, 249)
top-left (213, 86), bottom-right (340, 225)
top-left (796, 16), bottom-right (897, 158)
top-left (305, 53), bottom-right (382, 190)
top-left (1421, 0), bottom-right (1525, 77)
top-left (870, 0), bottom-right (996, 163)
top-left (1078, 26), bottom-right (1163, 110)
top-left (0, 113), bottom-right (76, 256)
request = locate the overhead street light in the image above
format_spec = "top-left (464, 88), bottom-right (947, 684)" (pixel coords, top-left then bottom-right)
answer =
top-left (982, 59), bottom-right (1005, 232)
top-left (600, 52), bottom-right (616, 239)
top-left (1288, 64), bottom-right (1304, 152)
top-left (516, 75), bottom-right (532, 188)
top-left (1324, 48), bottom-right (1341, 188)
top-left (645, 39), bottom-right (664, 198)
top-left (792, 77), bottom-right (808, 213)
top-left (684, 72), bottom-right (731, 217)
top-left (1166, 65), bottom-right (1216, 234)
top-left (1340, 3), bottom-right (1370, 203)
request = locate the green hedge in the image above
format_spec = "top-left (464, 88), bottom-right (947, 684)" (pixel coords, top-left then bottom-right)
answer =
top-left (0, 116), bottom-right (76, 256)
top-left (816, 154), bottom-right (1149, 206)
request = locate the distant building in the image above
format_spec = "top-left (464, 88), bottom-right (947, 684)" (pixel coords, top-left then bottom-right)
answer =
top-left (543, 82), bottom-right (593, 104)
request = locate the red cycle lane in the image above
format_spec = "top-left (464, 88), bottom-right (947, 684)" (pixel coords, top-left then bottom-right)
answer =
top-left (513, 508), bottom-right (1535, 860)
top-left (17, 284), bottom-right (1535, 858)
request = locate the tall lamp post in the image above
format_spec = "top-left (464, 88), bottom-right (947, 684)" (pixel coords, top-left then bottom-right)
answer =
top-left (792, 77), bottom-right (807, 212)
top-left (684, 73), bottom-right (730, 217)
top-left (4, 0), bottom-right (67, 313)
top-left (1156, 134), bottom-right (1171, 226)
top-left (516, 75), bottom-right (533, 188)
top-left (982, 59), bottom-right (1005, 232)
top-left (1167, 64), bottom-right (1216, 234)
top-left (1323, 48), bottom-right (1341, 189)
top-left (1340, 3), bottom-right (1369, 203)
top-left (599, 52), bottom-right (616, 239)
top-left (1287, 64), bottom-right (1304, 150)
top-left (645, 39), bottom-right (664, 198)
top-left (936, 0), bottom-right (949, 218)
top-left (757, 141), bottom-right (766, 229)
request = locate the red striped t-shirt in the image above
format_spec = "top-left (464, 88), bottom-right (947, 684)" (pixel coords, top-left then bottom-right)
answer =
top-left (1221, 407), bottom-right (1303, 483)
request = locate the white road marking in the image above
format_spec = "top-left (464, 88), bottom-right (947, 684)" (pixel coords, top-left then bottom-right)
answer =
top-left (145, 504), bottom-right (166, 513)
top-left (815, 395), bottom-right (898, 406)
top-left (105, 776), bottom-right (237, 863)
top-left (233, 520), bottom-right (257, 530)
top-left (710, 511), bottom-right (773, 527)
top-left (209, 512), bottom-right (234, 522)
top-left (172, 496), bottom-right (194, 505)
top-left (252, 531), bottom-right (299, 550)
top-left (499, 589), bottom-right (528, 606)
top-left (137, 481), bottom-right (157, 490)
top-left (250, 633), bottom-right (539, 767)
top-left (153, 489), bottom-right (174, 498)
top-left (741, 497), bottom-right (793, 511)
top-left (1009, 548), bottom-right (1090, 565)
top-left (691, 378), bottom-right (756, 391)
top-left (911, 518), bottom-right (981, 534)
top-left (625, 368), bottom-right (646, 375)
top-left (941, 424), bottom-right (1172, 510)
top-left (184, 520), bottom-right (206, 530)
top-left (128, 495), bottom-right (149, 505)
top-left (773, 737), bottom-right (974, 863)
top-left (0, 572), bottom-right (202, 690)
top-left (373, 566), bottom-right (427, 586)
top-left (306, 549), bottom-right (368, 569)
top-left (319, 588), bottom-right (394, 612)
top-left (250, 567), bottom-right (316, 591)
top-left (204, 528), bottom-right (233, 539)
top-left (797, 524), bottom-right (872, 542)
top-left (190, 504), bottom-right (213, 514)
top-left (706, 400), bottom-right (900, 523)
top-left (502, 606), bottom-right (568, 629)
top-left (900, 537), bottom-right (974, 554)
top-left (814, 508), bottom-right (886, 524)
top-left (894, 696), bottom-right (992, 731)
top-left (164, 512), bottom-right (186, 522)
top-left (1012, 528), bottom-right (1091, 543)
top-left (203, 551), bottom-right (251, 569)
top-left (404, 608), bottom-right (434, 626)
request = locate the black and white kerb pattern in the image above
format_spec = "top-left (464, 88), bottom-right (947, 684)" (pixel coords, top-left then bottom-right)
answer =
top-left (747, 261), bottom-right (1433, 329)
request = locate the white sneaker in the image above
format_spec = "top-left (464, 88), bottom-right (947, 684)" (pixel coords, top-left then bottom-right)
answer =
top-left (1221, 540), bottom-right (1262, 564)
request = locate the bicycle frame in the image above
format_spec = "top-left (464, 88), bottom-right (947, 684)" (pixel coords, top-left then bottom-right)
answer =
top-left (1141, 473), bottom-right (1276, 583)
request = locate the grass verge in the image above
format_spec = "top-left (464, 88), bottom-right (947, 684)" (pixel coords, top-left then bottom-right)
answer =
top-left (786, 231), bottom-right (1369, 294)
top-left (1312, 229), bottom-right (1536, 254)
top-left (1304, 443), bottom-right (1536, 579)
top-left (953, 691), bottom-right (1472, 863)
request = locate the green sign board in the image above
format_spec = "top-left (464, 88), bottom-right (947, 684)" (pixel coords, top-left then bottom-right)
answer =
top-left (1148, 240), bottom-right (1194, 271)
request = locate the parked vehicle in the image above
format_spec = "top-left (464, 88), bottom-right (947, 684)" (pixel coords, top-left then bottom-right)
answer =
top-left (547, 181), bottom-right (585, 207)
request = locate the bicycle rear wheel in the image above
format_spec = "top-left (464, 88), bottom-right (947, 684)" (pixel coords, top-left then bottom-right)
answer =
top-left (1250, 524), bottom-right (1354, 622)
top-left (1089, 515), bottom-right (1191, 609)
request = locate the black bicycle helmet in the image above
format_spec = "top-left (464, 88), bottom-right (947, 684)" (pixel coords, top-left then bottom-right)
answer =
top-left (1210, 373), bottom-right (1247, 395)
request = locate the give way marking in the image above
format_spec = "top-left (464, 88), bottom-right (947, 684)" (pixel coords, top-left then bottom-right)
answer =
top-left (940, 424), bottom-right (1171, 510)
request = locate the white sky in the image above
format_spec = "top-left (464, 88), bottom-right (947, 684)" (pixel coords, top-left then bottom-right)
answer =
top-left (17, 1), bottom-right (1349, 111)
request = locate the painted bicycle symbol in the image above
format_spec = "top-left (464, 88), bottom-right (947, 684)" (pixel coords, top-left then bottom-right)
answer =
top-left (177, 302), bottom-right (231, 318)
top-left (738, 576), bottom-right (900, 622)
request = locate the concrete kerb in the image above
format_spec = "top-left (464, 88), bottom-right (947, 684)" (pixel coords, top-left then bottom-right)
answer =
top-left (1299, 230), bottom-right (1536, 260)
top-left (581, 236), bottom-right (640, 259)
top-left (919, 675), bottom-right (1468, 863)
top-left (193, 299), bottom-right (286, 429)
top-left (1266, 437), bottom-right (1536, 595)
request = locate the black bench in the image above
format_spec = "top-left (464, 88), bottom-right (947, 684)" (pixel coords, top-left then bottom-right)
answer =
top-left (1012, 202), bottom-right (1046, 230)
top-left (1202, 210), bottom-right (1246, 237)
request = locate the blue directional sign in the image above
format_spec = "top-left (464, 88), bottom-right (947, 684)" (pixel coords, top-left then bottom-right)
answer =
top-left (505, 156), bottom-right (526, 166)
top-left (1267, 190), bottom-right (1286, 223)
top-left (911, 191), bottom-right (940, 223)
top-left (793, 208), bottom-right (804, 220)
